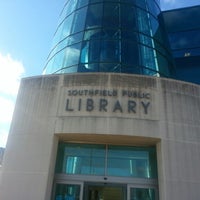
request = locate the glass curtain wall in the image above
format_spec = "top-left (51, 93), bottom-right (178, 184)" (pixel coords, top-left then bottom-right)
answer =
top-left (162, 6), bottom-right (200, 84)
top-left (55, 143), bottom-right (157, 179)
top-left (43, 0), bottom-right (174, 77)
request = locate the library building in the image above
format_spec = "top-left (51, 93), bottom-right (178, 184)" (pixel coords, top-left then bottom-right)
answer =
top-left (1, 1), bottom-right (200, 200)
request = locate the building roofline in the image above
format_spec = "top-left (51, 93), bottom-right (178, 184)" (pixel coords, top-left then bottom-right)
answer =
top-left (162, 4), bottom-right (200, 13)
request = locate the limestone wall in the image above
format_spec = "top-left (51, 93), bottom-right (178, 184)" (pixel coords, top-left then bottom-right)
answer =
top-left (1, 73), bottom-right (200, 200)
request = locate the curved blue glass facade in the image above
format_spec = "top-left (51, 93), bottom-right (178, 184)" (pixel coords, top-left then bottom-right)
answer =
top-left (43, 0), bottom-right (174, 77)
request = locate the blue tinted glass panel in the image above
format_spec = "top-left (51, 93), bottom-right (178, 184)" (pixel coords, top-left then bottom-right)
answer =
top-left (107, 146), bottom-right (157, 178)
top-left (121, 65), bottom-right (140, 74)
top-left (84, 29), bottom-right (104, 40)
top-left (157, 52), bottom-right (170, 76)
top-left (169, 30), bottom-right (200, 50)
top-left (55, 184), bottom-right (80, 200)
top-left (121, 30), bottom-right (138, 41)
top-left (85, 4), bottom-right (103, 29)
top-left (48, 32), bottom-right (84, 61)
top-left (79, 63), bottom-right (99, 72)
top-left (173, 48), bottom-right (200, 58)
top-left (136, 8), bottom-right (151, 36)
top-left (56, 143), bottom-right (105, 175)
top-left (60, 14), bottom-right (74, 41)
top-left (89, 0), bottom-right (103, 3)
top-left (61, 65), bottom-right (78, 73)
top-left (77, 0), bottom-right (89, 8)
top-left (103, 3), bottom-right (120, 28)
top-left (99, 63), bottom-right (121, 72)
top-left (163, 6), bottom-right (200, 32)
top-left (175, 56), bottom-right (200, 84)
top-left (62, 43), bottom-right (81, 68)
top-left (139, 45), bottom-right (158, 71)
top-left (147, 1), bottom-right (160, 17)
top-left (139, 34), bottom-right (153, 48)
top-left (100, 40), bottom-right (120, 62)
top-left (80, 40), bottom-right (101, 64)
top-left (149, 16), bottom-right (159, 37)
top-left (63, 0), bottom-right (77, 17)
top-left (130, 188), bottom-right (155, 200)
top-left (44, 0), bottom-right (174, 77)
top-left (71, 8), bottom-right (87, 34)
top-left (121, 5), bottom-right (136, 30)
top-left (55, 143), bottom-right (157, 178)
top-left (121, 41), bottom-right (139, 66)
top-left (135, 0), bottom-right (146, 10)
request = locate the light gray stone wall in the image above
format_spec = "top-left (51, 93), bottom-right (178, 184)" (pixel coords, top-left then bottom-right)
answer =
top-left (0, 73), bottom-right (200, 200)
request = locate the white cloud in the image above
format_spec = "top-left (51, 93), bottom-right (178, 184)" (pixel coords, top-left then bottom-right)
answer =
top-left (0, 97), bottom-right (15, 123)
top-left (0, 129), bottom-right (9, 148)
top-left (0, 52), bottom-right (25, 147)
top-left (0, 53), bottom-right (24, 96)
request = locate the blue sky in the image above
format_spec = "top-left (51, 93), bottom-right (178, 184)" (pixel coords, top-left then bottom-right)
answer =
top-left (0, 0), bottom-right (199, 147)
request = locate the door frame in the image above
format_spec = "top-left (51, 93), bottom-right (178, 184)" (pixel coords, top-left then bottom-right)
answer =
top-left (53, 174), bottom-right (158, 200)
top-left (52, 180), bottom-right (84, 200)
top-left (127, 184), bottom-right (159, 200)
top-left (83, 182), bottom-right (127, 200)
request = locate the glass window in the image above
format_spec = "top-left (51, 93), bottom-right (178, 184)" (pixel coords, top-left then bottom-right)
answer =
top-left (139, 45), bottom-right (158, 71)
top-left (130, 188), bottom-right (156, 200)
top-left (43, 58), bottom-right (55, 74)
top-left (147, 1), bottom-right (160, 17)
top-left (163, 6), bottom-right (200, 32)
top-left (149, 16), bottom-right (159, 37)
top-left (67, 32), bottom-right (84, 46)
top-left (121, 64), bottom-right (141, 74)
top-left (89, 0), bottom-right (103, 3)
top-left (103, 3), bottom-right (120, 28)
top-left (54, 183), bottom-right (81, 200)
top-left (60, 14), bottom-right (74, 40)
top-left (100, 40), bottom-right (120, 62)
top-left (56, 143), bottom-right (106, 175)
top-left (76, 0), bottom-right (88, 9)
top-left (173, 48), bottom-right (200, 58)
top-left (169, 30), bottom-right (200, 50)
top-left (121, 41), bottom-right (139, 66)
top-left (84, 29), bottom-right (104, 41)
top-left (62, 43), bottom-right (81, 68)
top-left (79, 63), bottom-right (99, 72)
top-left (85, 4), bottom-right (103, 29)
top-left (71, 8), bottom-right (87, 34)
top-left (99, 63), bottom-right (121, 72)
top-left (53, 22), bottom-right (65, 47)
top-left (121, 5), bottom-right (137, 31)
top-left (136, 8), bottom-right (151, 36)
top-left (157, 52), bottom-right (170, 76)
top-left (135, 0), bottom-right (146, 10)
top-left (107, 146), bottom-right (157, 178)
top-left (121, 30), bottom-right (138, 42)
top-left (48, 32), bottom-right (84, 60)
top-left (55, 143), bottom-right (157, 178)
top-left (63, 0), bottom-right (77, 18)
top-left (61, 65), bottom-right (78, 74)
top-left (80, 39), bottom-right (101, 64)
top-left (49, 50), bottom-right (66, 73)
top-left (139, 34), bottom-right (153, 48)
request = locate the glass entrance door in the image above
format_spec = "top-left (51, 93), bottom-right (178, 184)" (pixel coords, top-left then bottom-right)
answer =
top-left (84, 183), bottom-right (126, 200)
top-left (54, 182), bottom-right (83, 200)
top-left (128, 186), bottom-right (158, 200)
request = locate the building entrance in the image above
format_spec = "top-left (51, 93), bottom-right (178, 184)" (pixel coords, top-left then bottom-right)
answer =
top-left (53, 179), bottom-right (157, 200)
top-left (53, 143), bottom-right (158, 200)
top-left (84, 183), bottom-right (126, 200)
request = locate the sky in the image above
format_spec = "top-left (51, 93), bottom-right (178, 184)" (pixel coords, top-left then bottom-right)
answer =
top-left (0, 0), bottom-right (199, 148)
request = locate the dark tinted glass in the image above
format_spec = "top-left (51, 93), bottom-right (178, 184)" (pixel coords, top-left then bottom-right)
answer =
top-left (44, 0), bottom-right (174, 78)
